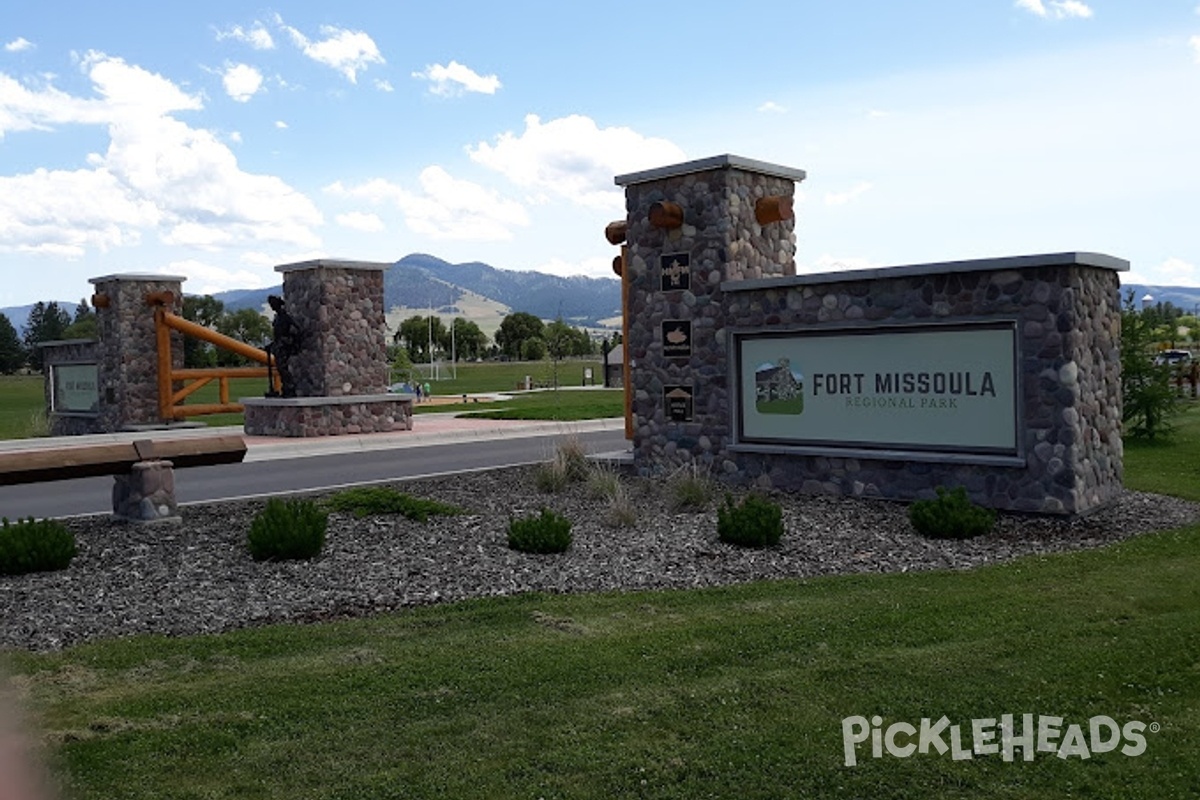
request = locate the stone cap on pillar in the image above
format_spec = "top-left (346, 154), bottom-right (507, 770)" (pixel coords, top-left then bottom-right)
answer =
top-left (275, 259), bottom-right (391, 274)
top-left (614, 154), bottom-right (807, 187)
top-left (88, 273), bottom-right (188, 286)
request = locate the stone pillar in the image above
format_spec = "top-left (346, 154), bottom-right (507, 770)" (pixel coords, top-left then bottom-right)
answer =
top-left (614, 155), bottom-right (806, 470)
top-left (276, 260), bottom-right (390, 397)
top-left (112, 460), bottom-right (180, 523)
top-left (88, 274), bottom-right (186, 431)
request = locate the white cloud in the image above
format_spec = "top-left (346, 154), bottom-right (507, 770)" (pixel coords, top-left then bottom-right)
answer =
top-left (757, 101), bottom-right (786, 114)
top-left (468, 114), bottom-right (686, 210)
top-left (215, 24), bottom-right (275, 50)
top-left (1015, 0), bottom-right (1093, 19)
top-left (824, 181), bottom-right (873, 206)
top-left (5, 38), bottom-right (34, 53)
top-left (335, 211), bottom-right (385, 232)
top-left (0, 52), bottom-right (323, 259)
top-left (374, 79), bottom-right (394, 92)
top-left (222, 63), bottom-right (264, 102)
top-left (529, 256), bottom-right (617, 280)
top-left (413, 61), bottom-right (501, 97)
top-left (279, 19), bottom-right (384, 83)
top-left (1191, 35), bottom-right (1200, 63)
top-left (326, 166), bottom-right (529, 241)
top-left (164, 258), bottom-right (270, 295)
top-left (275, 120), bottom-right (288, 129)
top-left (229, 131), bottom-right (242, 144)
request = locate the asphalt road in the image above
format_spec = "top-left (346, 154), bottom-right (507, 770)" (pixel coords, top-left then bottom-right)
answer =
top-left (0, 429), bottom-right (629, 520)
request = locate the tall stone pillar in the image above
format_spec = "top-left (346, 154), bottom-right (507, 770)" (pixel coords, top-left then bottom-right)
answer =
top-left (276, 260), bottom-right (390, 397)
top-left (614, 155), bottom-right (806, 471)
top-left (88, 274), bottom-right (186, 431)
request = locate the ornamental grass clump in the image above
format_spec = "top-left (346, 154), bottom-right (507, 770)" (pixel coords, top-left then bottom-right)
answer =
top-left (717, 493), bottom-right (784, 548)
top-left (668, 463), bottom-right (715, 511)
top-left (507, 508), bottom-right (572, 554)
top-left (325, 486), bottom-right (460, 521)
top-left (247, 498), bottom-right (328, 561)
top-left (0, 517), bottom-right (76, 576)
top-left (908, 486), bottom-right (996, 540)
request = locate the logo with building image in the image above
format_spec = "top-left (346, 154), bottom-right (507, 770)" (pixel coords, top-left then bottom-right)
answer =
top-left (755, 358), bottom-right (804, 414)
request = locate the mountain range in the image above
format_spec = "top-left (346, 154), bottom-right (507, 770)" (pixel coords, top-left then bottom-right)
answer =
top-left (5, 261), bottom-right (1200, 339)
top-left (1, 254), bottom-right (624, 335)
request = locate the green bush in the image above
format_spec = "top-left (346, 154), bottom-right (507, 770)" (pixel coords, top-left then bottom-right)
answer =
top-left (0, 517), bottom-right (77, 576)
top-left (507, 508), bottom-right (572, 554)
top-left (908, 486), bottom-right (996, 539)
top-left (717, 493), bottom-right (784, 548)
top-left (247, 498), bottom-right (328, 561)
top-left (325, 486), bottom-right (460, 521)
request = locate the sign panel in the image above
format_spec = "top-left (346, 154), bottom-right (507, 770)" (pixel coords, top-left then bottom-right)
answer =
top-left (51, 363), bottom-right (100, 413)
top-left (662, 320), bottom-right (692, 359)
top-left (660, 253), bottom-right (691, 292)
top-left (664, 385), bottom-right (693, 422)
top-left (736, 323), bottom-right (1018, 454)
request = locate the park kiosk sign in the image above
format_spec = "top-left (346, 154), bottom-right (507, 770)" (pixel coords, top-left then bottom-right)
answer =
top-left (612, 154), bottom-right (1127, 515)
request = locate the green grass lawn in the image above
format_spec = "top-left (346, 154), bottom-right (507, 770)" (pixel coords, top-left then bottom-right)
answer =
top-left (0, 375), bottom-right (46, 439)
top-left (3, 383), bottom-right (1200, 798)
top-left (415, 388), bottom-right (622, 421)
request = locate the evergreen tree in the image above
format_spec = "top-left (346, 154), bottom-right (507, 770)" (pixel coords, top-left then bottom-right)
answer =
top-left (22, 301), bottom-right (71, 371)
top-left (1122, 290), bottom-right (1179, 440)
top-left (0, 313), bottom-right (25, 373)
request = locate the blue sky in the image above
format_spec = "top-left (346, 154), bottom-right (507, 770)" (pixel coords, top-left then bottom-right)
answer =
top-left (1, 1), bottom-right (1198, 307)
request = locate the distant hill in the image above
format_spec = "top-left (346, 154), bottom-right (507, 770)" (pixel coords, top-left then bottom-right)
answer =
top-left (211, 254), bottom-right (623, 330)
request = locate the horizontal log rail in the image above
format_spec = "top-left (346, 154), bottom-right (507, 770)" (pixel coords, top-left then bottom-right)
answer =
top-left (0, 435), bottom-right (247, 486)
top-left (154, 306), bottom-right (279, 421)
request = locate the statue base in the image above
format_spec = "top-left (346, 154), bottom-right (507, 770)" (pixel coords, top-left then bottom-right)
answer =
top-left (241, 394), bottom-right (415, 438)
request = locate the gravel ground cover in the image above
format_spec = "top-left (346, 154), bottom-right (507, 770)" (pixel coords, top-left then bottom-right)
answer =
top-left (3, 466), bottom-right (1198, 652)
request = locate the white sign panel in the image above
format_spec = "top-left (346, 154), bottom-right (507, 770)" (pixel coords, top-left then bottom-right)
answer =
top-left (51, 363), bottom-right (100, 413)
top-left (737, 324), bottom-right (1018, 454)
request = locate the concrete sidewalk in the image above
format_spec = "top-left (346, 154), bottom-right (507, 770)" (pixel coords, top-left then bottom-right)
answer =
top-left (0, 414), bottom-right (626, 463)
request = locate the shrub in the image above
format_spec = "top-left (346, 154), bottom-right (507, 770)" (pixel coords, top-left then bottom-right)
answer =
top-left (0, 517), bottom-right (76, 576)
top-left (507, 508), bottom-right (572, 554)
top-left (717, 493), bottom-right (784, 548)
top-left (557, 436), bottom-right (591, 483)
top-left (908, 486), bottom-right (995, 539)
top-left (669, 463), bottom-right (714, 511)
top-left (325, 486), bottom-right (460, 521)
top-left (247, 498), bottom-right (328, 561)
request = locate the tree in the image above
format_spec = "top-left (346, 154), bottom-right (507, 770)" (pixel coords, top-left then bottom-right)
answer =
top-left (496, 312), bottom-right (545, 360)
top-left (544, 318), bottom-right (575, 388)
top-left (0, 313), bottom-right (25, 373)
top-left (1122, 290), bottom-right (1179, 440)
top-left (394, 315), bottom-right (446, 362)
top-left (449, 318), bottom-right (488, 361)
top-left (520, 337), bottom-right (546, 361)
top-left (215, 308), bottom-right (272, 367)
top-left (61, 298), bottom-right (97, 340)
top-left (183, 295), bottom-right (225, 368)
top-left (22, 301), bottom-right (71, 371)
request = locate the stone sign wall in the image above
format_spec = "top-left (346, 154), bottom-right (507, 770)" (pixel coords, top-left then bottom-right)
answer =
top-left (616, 155), bottom-right (1125, 515)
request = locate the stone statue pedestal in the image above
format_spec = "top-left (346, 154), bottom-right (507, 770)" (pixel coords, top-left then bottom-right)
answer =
top-left (242, 394), bottom-right (415, 437)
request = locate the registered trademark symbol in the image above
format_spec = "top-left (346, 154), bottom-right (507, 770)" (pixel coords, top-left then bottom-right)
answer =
top-left (1149, 722), bottom-right (1161, 734)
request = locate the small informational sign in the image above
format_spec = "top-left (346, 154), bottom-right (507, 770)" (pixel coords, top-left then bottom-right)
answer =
top-left (660, 253), bottom-right (691, 292)
top-left (51, 363), bottom-right (100, 414)
top-left (664, 385), bottom-right (694, 422)
top-left (662, 320), bottom-right (692, 359)
top-left (736, 322), bottom-right (1018, 455)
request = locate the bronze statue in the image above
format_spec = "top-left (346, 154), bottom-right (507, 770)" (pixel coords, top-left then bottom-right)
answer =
top-left (266, 295), bottom-right (301, 398)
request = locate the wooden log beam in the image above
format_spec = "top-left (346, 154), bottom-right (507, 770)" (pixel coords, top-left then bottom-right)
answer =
top-left (755, 195), bottom-right (794, 225)
top-left (604, 220), bottom-right (628, 245)
top-left (0, 435), bottom-right (245, 485)
top-left (648, 201), bottom-right (683, 230)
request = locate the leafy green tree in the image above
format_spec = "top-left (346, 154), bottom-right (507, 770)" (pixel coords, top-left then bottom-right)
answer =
top-left (22, 301), bottom-right (71, 371)
top-left (496, 312), bottom-right (545, 359)
top-left (183, 295), bottom-right (225, 368)
top-left (61, 299), bottom-right (97, 340)
top-left (0, 313), bottom-right (25, 373)
top-left (449, 318), bottom-right (488, 361)
top-left (520, 336), bottom-right (546, 361)
top-left (215, 308), bottom-right (272, 366)
top-left (1122, 291), bottom-right (1179, 440)
top-left (394, 315), bottom-right (446, 362)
